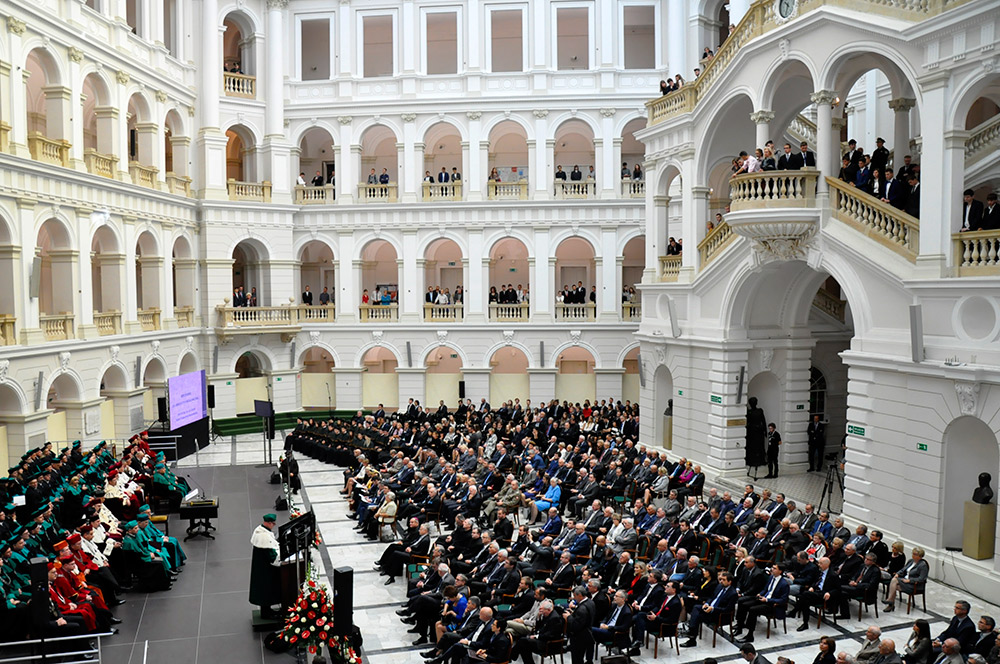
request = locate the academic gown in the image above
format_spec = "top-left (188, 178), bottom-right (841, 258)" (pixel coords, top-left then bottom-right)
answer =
top-left (249, 524), bottom-right (282, 608)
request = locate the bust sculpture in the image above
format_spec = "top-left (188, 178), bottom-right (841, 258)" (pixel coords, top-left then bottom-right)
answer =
top-left (972, 472), bottom-right (994, 505)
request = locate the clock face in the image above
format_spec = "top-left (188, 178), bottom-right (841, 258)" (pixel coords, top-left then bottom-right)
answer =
top-left (779, 0), bottom-right (795, 18)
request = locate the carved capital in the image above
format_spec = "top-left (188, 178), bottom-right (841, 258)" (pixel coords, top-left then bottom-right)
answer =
top-left (68, 47), bottom-right (84, 64)
top-left (6, 17), bottom-right (26, 36)
top-left (466, 111), bottom-right (482, 120)
top-left (266, 0), bottom-right (289, 8)
top-left (749, 110), bottom-right (775, 125)
top-left (337, 115), bottom-right (353, 125)
top-left (401, 113), bottom-right (417, 123)
top-left (116, 70), bottom-right (131, 85)
top-left (533, 109), bottom-right (549, 119)
top-left (0, 359), bottom-right (8, 382)
top-left (156, 90), bottom-right (168, 103)
top-left (599, 107), bottom-right (616, 118)
top-left (955, 381), bottom-right (980, 416)
top-left (809, 89), bottom-right (837, 106)
top-left (887, 97), bottom-right (917, 113)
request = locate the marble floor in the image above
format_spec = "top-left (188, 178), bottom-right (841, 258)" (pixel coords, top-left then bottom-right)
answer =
top-left (283, 455), bottom-right (999, 664)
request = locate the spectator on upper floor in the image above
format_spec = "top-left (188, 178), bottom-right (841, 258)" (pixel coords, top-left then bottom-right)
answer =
top-left (588, 165), bottom-right (595, 179)
top-left (555, 166), bottom-right (567, 181)
top-left (311, 170), bottom-right (325, 187)
top-left (622, 162), bottom-right (632, 178)
top-left (438, 168), bottom-right (450, 183)
top-left (897, 155), bottom-right (918, 182)
top-left (660, 80), bottom-right (670, 95)
top-left (451, 167), bottom-right (462, 182)
top-left (982, 193), bottom-right (1000, 231)
top-left (379, 168), bottom-right (390, 185)
top-left (666, 237), bottom-right (682, 255)
top-left (297, 172), bottom-right (307, 186)
top-left (871, 138), bottom-right (890, 175)
top-left (694, 68), bottom-right (702, 77)
top-left (761, 147), bottom-right (777, 171)
top-left (839, 157), bottom-right (858, 185)
top-left (424, 170), bottom-right (435, 183)
top-left (571, 166), bottom-right (583, 181)
top-left (632, 164), bottom-right (643, 180)
top-left (703, 47), bottom-right (714, 60)
top-left (777, 143), bottom-right (795, 170)
top-left (844, 139), bottom-right (865, 168)
top-left (302, 285), bottom-right (313, 306)
top-left (319, 287), bottom-right (331, 305)
top-left (790, 141), bottom-right (816, 169)
top-left (674, 74), bottom-right (686, 87)
top-left (905, 175), bottom-right (921, 219)
top-left (367, 168), bottom-right (378, 184)
top-left (489, 167), bottom-right (502, 183)
top-left (961, 189), bottom-right (984, 232)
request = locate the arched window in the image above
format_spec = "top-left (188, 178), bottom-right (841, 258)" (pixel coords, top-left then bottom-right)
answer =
top-left (809, 366), bottom-right (827, 420)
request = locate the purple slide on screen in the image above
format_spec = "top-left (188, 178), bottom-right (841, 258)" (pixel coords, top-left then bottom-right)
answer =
top-left (168, 370), bottom-right (207, 430)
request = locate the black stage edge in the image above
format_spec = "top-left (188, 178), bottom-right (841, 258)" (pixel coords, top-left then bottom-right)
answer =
top-left (148, 416), bottom-right (210, 461)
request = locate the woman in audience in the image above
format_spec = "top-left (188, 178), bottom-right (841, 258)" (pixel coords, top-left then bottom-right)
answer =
top-left (805, 533), bottom-right (827, 561)
top-left (884, 540), bottom-right (906, 581)
top-left (660, 80), bottom-right (670, 95)
top-left (904, 619), bottom-right (932, 664)
top-left (529, 478), bottom-right (561, 522)
top-left (813, 636), bottom-right (837, 664)
top-left (761, 146), bottom-right (777, 171)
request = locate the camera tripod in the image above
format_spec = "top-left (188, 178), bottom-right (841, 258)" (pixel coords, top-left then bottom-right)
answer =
top-left (819, 461), bottom-right (844, 513)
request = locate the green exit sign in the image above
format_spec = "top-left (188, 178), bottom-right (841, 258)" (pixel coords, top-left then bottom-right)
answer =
top-left (276, 377), bottom-right (282, 382)
top-left (710, 394), bottom-right (722, 404)
top-left (226, 381), bottom-right (233, 386)
top-left (796, 404), bottom-right (805, 410)
top-left (847, 424), bottom-right (865, 436)
top-left (917, 443), bottom-right (928, 451)
top-left (677, 389), bottom-right (683, 396)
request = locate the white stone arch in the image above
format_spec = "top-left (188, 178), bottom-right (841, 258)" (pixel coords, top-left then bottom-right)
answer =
top-left (818, 41), bottom-right (920, 106)
top-left (0, 378), bottom-right (30, 415)
top-left (758, 52), bottom-right (821, 111)
top-left (417, 230), bottom-right (469, 258)
top-left (163, 104), bottom-right (190, 138)
top-left (483, 229), bottom-right (535, 258)
top-left (694, 86), bottom-right (757, 183)
top-left (419, 117), bottom-right (469, 144)
top-left (222, 118), bottom-right (264, 147)
top-left (89, 215), bottom-right (124, 252)
top-left (549, 340), bottom-right (603, 370)
top-left (21, 41), bottom-right (66, 86)
top-left (134, 222), bottom-right (162, 255)
top-left (481, 114), bottom-right (534, 141)
top-left (353, 341), bottom-right (403, 369)
top-left (482, 339), bottom-right (536, 370)
top-left (176, 350), bottom-right (201, 375)
top-left (947, 68), bottom-right (1000, 131)
top-left (547, 112), bottom-right (600, 142)
top-left (169, 229), bottom-right (196, 257)
top-left (615, 342), bottom-right (641, 368)
top-left (293, 232), bottom-right (339, 260)
top-left (141, 354), bottom-right (170, 384)
top-left (44, 368), bottom-right (88, 404)
top-left (97, 360), bottom-right (132, 392)
top-left (0, 205), bottom-right (20, 246)
top-left (290, 119), bottom-right (340, 149)
top-left (33, 208), bottom-right (77, 251)
top-left (418, 340), bottom-right (470, 368)
top-left (354, 232), bottom-right (403, 261)
top-left (78, 65), bottom-right (115, 106)
top-left (226, 233), bottom-right (275, 262)
top-left (549, 228), bottom-right (600, 258)
top-left (230, 345), bottom-right (278, 373)
top-left (614, 112), bottom-right (647, 138)
top-left (218, 3), bottom-right (262, 35)
top-left (125, 87), bottom-right (156, 123)
top-left (616, 228), bottom-right (645, 255)
top-left (296, 342), bottom-right (342, 368)
top-left (653, 159), bottom-right (684, 196)
top-left (354, 118), bottom-right (404, 146)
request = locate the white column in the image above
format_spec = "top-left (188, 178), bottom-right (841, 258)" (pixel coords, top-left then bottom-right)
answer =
top-left (593, 138), bottom-right (604, 197)
top-left (460, 140), bottom-right (471, 200)
top-left (68, 51), bottom-right (86, 171)
top-left (915, 74), bottom-right (957, 274)
top-left (150, 0), bottom-right (165, 46)
top-left (338, 231), bottom-right (357, 322)
top-left (338, 118), bottom-right (355, 204)
top-left (201, 0), bottom-right (220, 129)
top-left (401, 231), bottom-right (419, 322)
top-left (75, 208), bottom-right (95, 333)
top-left (677, 150), bottom-right (698, 276)
top-left (691, 186), bottom-right (710, 271)
top-left (533, 228), bottom-right (551, 320)
top-left (6, 24), bottom-right (31, 157)
top-left (526, 139), bottom-right (537, 199)
top-left (811, 90), bottom-right (838, 192)
top-left (401, 115), bottom-right (418, 202)
top-left (599, 108), bottom-right (615, 198)
top-left (467, 229), bottom-right (485, 322)
top-left (467, 112), bottom-right (484, 200)
top-left (265, 1), bottom-right (286, 137)
top-left (888, 97), bottom-right (916, 170)
top-left (598, 0), bottom-right (614, 69)
top-left (401, 0), bottom-right (416, 75)
top-left (667, 0), bottom-right (687, 79)
top-left (599, 227), bottom-right (617, 321)
top-left (531, 0), bottom-right (546, 71)
top-left (533, 110), bottom-right (549, 198)
top-left (750, 110), bottom-right (774, 151)
top-left (478, 139), bottom-right (490, 200)
top-left (338, 2), bottom-right (355, 82)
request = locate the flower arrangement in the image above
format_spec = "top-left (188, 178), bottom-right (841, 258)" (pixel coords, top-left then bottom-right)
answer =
top-left (279, 580), bottom-right (362, 664)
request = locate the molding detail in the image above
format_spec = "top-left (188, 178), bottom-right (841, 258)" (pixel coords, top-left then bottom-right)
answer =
top-left (599, 108), bottom-right (616, 118)
top-left (502, 330), bottom-right (514, 346)
top-left (955, 381), bottom-right (980, 416)
top-left (110, 345), bottom-right (120, 364)
top-left (0, 359), bottom-right (8, 382)
top-left (156, 90), bottom-right (168, 103)
top-left (466, 111), bottom-right (482, 120)
top-left (371, 330), bottom-right (384, 343)
top-left (116, 70), bottom-right (131, 85)
top-left (759, 348), bottom-right (773, 372)
top-left (750, 110), bottom-right (775, 124)
top-left (809, 89), bottom-right (837, 106)
top-left (401, 113), bottom-right (417, 123)
top-left (337, 115), bottom-right (353, 125)
top-left (59, 352), bottom-right (71, 372)
top-left (436, 330), bottom-right (448, 342)
top-left (533, 109), bottom-right (549, 119)
top-left (569, 330), bottom-right (581, 345)
top-left (68, 47), bottom-right (84, 63)
top-left (266, 0), bottom-right (290, 8)
top-left (6, 17), bottom-right (26, 35)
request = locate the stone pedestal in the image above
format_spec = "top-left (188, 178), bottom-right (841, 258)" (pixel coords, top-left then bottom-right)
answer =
top-left (962, 501), bottom-right (996, 560)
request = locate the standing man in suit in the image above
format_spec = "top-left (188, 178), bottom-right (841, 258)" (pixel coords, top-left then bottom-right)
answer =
top-left (982, 193), bottom-right (1000, 231)
top-left (438, 167), bottom-right (450, 183)
top-left (302, 285), bottom-right (313, 306)
top-left (870, 138), bottom-right (890, 175)
top-left (807, 415), bottom-right (826, 473)
top-left (680, 571), bottom-right (736, 647)
top-left (777, 143), bottom-right (796, 170)
top-left (765, 424), bottom-right (782, 479)
top-left (881, 168), bottom-right (906, 209)
top-left (961, 190), bottom-right (984, 232)
top-left (790, 141), bottom-right (816, 169)
top-left (566, 586), bottom-right (595, 664)
top-left (905, 176), bottom-right (921, 219)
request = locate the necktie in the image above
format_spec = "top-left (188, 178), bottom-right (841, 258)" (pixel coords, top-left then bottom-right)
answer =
top-left (765, 577), bottom-right (776, 599)
top-left (608, 606), bottom-right (621, 626)
top-left (710, 588), bottom-right (723, 608)
top-left (819, 570), bottom-right (827, 588)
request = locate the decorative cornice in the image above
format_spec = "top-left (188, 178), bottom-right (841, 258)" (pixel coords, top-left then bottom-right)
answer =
top-left (337, 115), bottom-right (352, 125)
top-left (266, 0), bottom-right (289, 8)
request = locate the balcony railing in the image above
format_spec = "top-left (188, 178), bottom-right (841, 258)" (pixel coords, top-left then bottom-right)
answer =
top-left (621, 178), bottom-right (645, 199)
top-left (622, 302), bottom-right (641, 321)
top-left (223, 72), bottom-right (256, 98)
top-left (0, 122), bottom-right (9, 153)
top-left (954, 230), bottom-right (1000, 276)
top-left (217, 304), bottom-right (334, 327)
top-left (299, 304), bottom-right (337, 323)
top-left (295, 185), bottom-right (336, 205)
top-left (93, 311), bottom-right (122, 336)
top-left (489, 302), bottom-right (530, 322)
top-left (488, 181), bottom-right (529, 201)
top-left (965, 114), bottom-right (1000, 166)
top-left (84, 149), bottom-right (117, 179)
top-left (827, 177), bottom-right (919, 262)
top-left (729, 170), bottom-right (818, 211)
top-left (0, 314), bottom-right (15, 345)
top-left (174, 306), bottom-right (195, 327)
top-left (554, 302), bottom-right (596, 321)
top-left (698, 221), bottom-right (737, 268)
top-left (554, 180), bottom-right (596, 199)
top-left (812, 288), bottom-right (846, 323)
top-left (165, 173), bottom-right (192, 197)
top-left (424, 303), bottom-right (464, 322)
top-left (138, 308), bottom-right (161, 331)
top-left (228, 179), bottom-right (272, 202)
top-left (27, 132), bottom-right (70, 167)
top-left (129, 162), bottom-right (159, 189)
top-left (422, 182), bottom-right (463, 201)
top-left (40, 313), bottom-right (74, 341)
top-left (659, 255), bottom-right (682, 282)
top-left (359, 303), bottom-right (399, 322)
top-left (357, 183), bottom-right (398, 203)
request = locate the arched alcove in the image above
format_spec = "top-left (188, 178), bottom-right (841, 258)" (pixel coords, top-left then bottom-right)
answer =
top-left (300, 347), bottom-right (336, 410)
top-left (555, 346), bottom-right (595, 404)
top-left (423, 238), bottom-right (464, 306)
top-left (488, 237), bottom-right (530, 320)
top-left (622, 347), bottom-right (640, 405)
top-left (36, 218), bottom-right (75, 319)
top-left (488, 121), bottom-right (529, 184)
top-left (298, 126), bottom-right (336, 185)
top-left (361, 346), bottom-right (399, 409)
top-left (234, 350), bottom-right (271, 416)
top-left (360, 240), bottom-right (399, 307)
top-left (942, 416), bottom-right (999, 550)
top-left (746, 371), bottom-right (781, 442)
top-left (425, 346), bottom-right (464, 408)
top-left (489, 347), bottom-right (530, 405)
top-left (232, 239), bottom-right (270, 306)
top-left (554, 237), bottom-right (596, 317)
top-left (654, 364), bottom-right (674, 449)
top-left (298, 240), bottom-right (336, 304)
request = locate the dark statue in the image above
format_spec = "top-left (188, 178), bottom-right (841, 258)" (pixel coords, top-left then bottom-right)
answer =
top-left (745, 396), bottom-right (767, 468)
top-left (972, 472), bottom-right (994, 505)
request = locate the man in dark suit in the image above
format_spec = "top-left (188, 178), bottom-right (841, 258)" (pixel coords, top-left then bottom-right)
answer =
top-left (971, 616), bottom-right (997, 657)
top-left (680, 571), bottom-right (736, 647)
top-left (982, 193), bottom-right (1000, 231)
top-left (566, 587), bottom-right (595, 664)
top-left (510, 600), bottom-right (565, 664)
top-left (905, 176), bottom-right (921, 219)
top-left (795, 557), bottom-right (840, 631)
top-left (591, 590), bottom-right (632, 649)
top-left (838, 552), bottom-right (881, 619)
top-left (777, 143), bottom-right (796, 170)
top-left (311, 170), bottom-right (325, 186)
top-left (642, 580), bottom-right (683, 649)
top-left (870, 137), bottom-right (890, 175)
top-left (733, 564), bottom-right (789, 643)
top-left (961, 190), bottom-right (984, 232)
top-left (789, 141), bottom-right (816, 169)
top-left (438, 168), bottom-right (450, 183)
top-left (933, 600), bottom-right (976, 655)
top-left (839, 157), bottom-right (859, 185)
top-left (882, 168), bottom-right (906, 209)
top-left (806, 415), bottom-right (826, 472)
top-left (628, 571), bottom-right (666, 647)
top-left (844, 139), bottom-right (865, 168)
top-left (302, 286), bottom-right (313, 305)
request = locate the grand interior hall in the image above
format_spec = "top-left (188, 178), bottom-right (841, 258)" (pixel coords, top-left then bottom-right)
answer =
top-left (0, 1), bottom-right (998, 664)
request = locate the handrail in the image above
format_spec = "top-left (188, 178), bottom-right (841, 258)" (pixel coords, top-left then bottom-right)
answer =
top-left (129, 161), bottom-right (159, 189)
top-left (827, 176), bottom-right (919, 262)
top-left (812, 288), bottom-right (846, 322)
top-left (165, 172), bottom-right (192, 197)
top-left (27, 131), bottom-right (71, 167)
top-left (0, 121), bottom-right (10, 153)
top-left (422, 181), bottom-right (464, 201)
top-left (554, 302), bottom-right (596, 321)
top-left (0, 631), bottom-right (114, 664)
top-left (223, 71), bottom-right (256, 98)
top-left (358, 182), bottom-right (398, 203)
top-left (423, 303), bottom-right (464, 321)
top-left (728, 170), bottom-right (818, 211)
top-left (488, 302), bottom-right (530, 322)
top-left (953, 230), bottom-right (1000, 276)
top-left (39, 312), bottom-right (74, 341)
top-left (658, 255), bottom-right (682, 282)
top-left (295, 184), bottom-right (336, 204)
top-left (93, 310), bottom-right (122, 336)
top-left (697, 221), bottom-right (737, 268)
top-left (174, 305), bottom-right (195, 327)
top-left (965, 114), bottom-right (1000, 165)
top-left (359, 303), bottom-right (399, 321)
top-left (138, 307), bottom-right (162, 331)
top-left (622, 302), bottom-right (642, 321)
